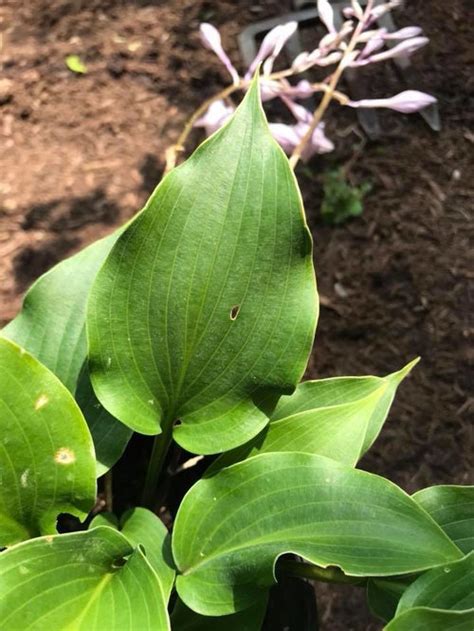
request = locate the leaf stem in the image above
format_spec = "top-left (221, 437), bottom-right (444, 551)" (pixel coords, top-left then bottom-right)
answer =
top-left (104, 470), bottom-right (113, 512)
top-left (279, 560), bottom-right (367, 586)
top-left (141, 420), bottom-right (174, 508)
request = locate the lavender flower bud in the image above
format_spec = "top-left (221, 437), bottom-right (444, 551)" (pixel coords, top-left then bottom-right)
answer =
top-left (348, 90), bottom-right (437, 113)
top-left (246, 22), bottom-right (297, 78)
top-left (199, 23), bottom-right (240, 85)
top-left (318, 0), bottom-right (336, 34)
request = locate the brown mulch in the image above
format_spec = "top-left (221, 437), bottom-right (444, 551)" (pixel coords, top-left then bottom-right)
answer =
top-left (1, 1), bottom-right (472, 629)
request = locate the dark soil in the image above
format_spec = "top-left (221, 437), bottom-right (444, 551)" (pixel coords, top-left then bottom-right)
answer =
top-left (1, 1), bottom-right (472, 629)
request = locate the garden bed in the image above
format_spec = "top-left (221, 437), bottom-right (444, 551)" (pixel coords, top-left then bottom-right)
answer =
top-left (0, 0), bottom-right (472, 628)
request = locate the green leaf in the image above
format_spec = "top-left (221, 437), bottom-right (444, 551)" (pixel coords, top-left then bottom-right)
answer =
top-left (171, 598), bottom-right (267, 631)
top-left (379, 551), bottom-right (474, 629)
top-left (65, 54), bottom-right (88, 74)
top-left (384, 608), bottom-right (474, 631)
top-left (1, 232), bottom-right (130, 475)
top-left (75, 366), bottom-right (132, 477)
top-left (396, 552), bottom-right (474, 614)
top-left (87, 77), bottom-right (318, 454)
top-left (90, 507), bottom-right (175, 600)
top-left (2, 233), bottom-right (118, 392)
top-left (209, 359), bottom-right (417, 473)
top-left (0, 527), bottom-right (170, 630)
top-left (172, 452), bottom-right (461, 616)
top-left (367, 577), bottom-right (412, 622)
top-left (0, 338), bottom-right (96, 547)
top-left (413, 485), bottom-right (474, 554)
top-left (361, 359), bottom-right (418, 452)
top-left (119, 508), bottom-right (175, 600)
top-left (89, 511), bottom-right (119, 529)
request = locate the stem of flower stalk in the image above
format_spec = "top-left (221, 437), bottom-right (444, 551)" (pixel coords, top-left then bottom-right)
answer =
top-left (141, 420), bottom-right (174, 508)
top-left (288, 2), bottom-right (372, 170)
top-left (279, 560), bottom-right (367, 586)
top-left (104, 470), bottom-right (113, 512)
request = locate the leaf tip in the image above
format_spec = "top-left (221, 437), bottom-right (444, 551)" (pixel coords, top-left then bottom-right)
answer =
top-left (389, 357), bottom-right (420, 385)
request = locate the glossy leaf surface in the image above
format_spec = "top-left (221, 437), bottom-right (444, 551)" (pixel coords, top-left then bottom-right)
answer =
top-left (75, 366), bottom-right (132, 477)
top-left (0, 338), bottom-right (96, 546)
top-left (396, 552), bottom-right (474, 614)
top-left (87, 78), bottom-right (317, 454)
top-left (171, 598), bottom-right (267, 631)
top-left (384, 608), bottom-right (474, 631)
top-left (1, 232), bottom-right (130, 475)
top-left (413, 485), bottom-right (474, 554)
top-left (0, 527), bottom-right (170, 630)
top-left (173, 452), bottom-right (461, 615)
top-left (120, 507), bottom-right (175, 600)
top-left (90, 508), bottom-right (175, 599)
top-left (209, 360), bottom-right (416, 472)
top-left (2, 233), bottom-right (118, 392)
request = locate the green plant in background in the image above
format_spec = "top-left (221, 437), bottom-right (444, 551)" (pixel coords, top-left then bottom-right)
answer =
top-left (321, 168), bottom-right (372, 225)
top-left (0, 74), bottom-right (472, 631)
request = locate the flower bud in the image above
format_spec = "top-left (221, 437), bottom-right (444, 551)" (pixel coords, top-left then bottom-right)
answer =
top-left (199, 23), bottom-right (240, 85)
top-left (318, 0), bottom-right (336, 34)
top-left (348, 90), bottom-right (437, 113)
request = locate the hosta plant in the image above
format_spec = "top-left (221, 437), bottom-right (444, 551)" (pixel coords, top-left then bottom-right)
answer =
top-left (0, 77), bottom-right (472, 631)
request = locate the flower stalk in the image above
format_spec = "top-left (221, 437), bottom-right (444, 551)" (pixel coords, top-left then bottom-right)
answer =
top-left (167, 0), bottom-right (436, 171)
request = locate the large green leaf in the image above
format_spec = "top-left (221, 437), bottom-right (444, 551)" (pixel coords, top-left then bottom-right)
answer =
top-left (0, 527), bottom-right (170, 629)
top-left (171, 598), bottom-right (267, 631)
top-left (396, 552), bottom-right (474, 614)
top-left (384, 608), bottom-right (474, 630)
top-left (87, 77), bottom-right (318, 454)
top-left (413, 485), bottom-right (474, 554)
top-left (208, 360), bottom-right (417, 472)
top-left (0, 338), bottom-right (96, 547)
top-left (90, 507), bottom-right (175, 600)
top-left (75, 366), bottom-right (132, 477)
top-left (172, 452), bottom-right (461, 616)
top-left (1, 232), bottom-right (131, 475)
top-left (385, 553), bottom-right (474, 630)
top-left (2, 233), bottom-right (118, 392)
top-left (273, 359), bottom-right (418, 455)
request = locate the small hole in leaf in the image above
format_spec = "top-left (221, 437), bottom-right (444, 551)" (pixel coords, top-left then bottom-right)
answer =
top-left (230, 305), bottom-right (240, 320)
top-left (111, 555), bottom-right (130, 569)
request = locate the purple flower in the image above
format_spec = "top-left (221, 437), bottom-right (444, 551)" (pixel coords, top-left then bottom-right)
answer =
top-left (353, 36), bottom-right (429, 66)
top-left (269, 121), bottom-right (334, 160)
top-left (194, 99), bottom-right (235, 135)
top-left (245, 21), bottom-right (298, 78)
top-left (358, 31), bottom-right (386, 60)
top-left (383, 26), bottom-right (423, 40)
top-left (278, 97), bottom-right (335, 159)
top-left (199, 23), bottom-right (240, 85)
top-left (268, 123), bottom-right (301, 154)
top-left (317, 0), bottom-right (336, 34)
top-left (348, 90), bottom-right (437, 113)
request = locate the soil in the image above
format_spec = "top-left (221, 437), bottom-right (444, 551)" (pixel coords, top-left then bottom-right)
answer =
top-left (1, 1), bottom-right (472, 629)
